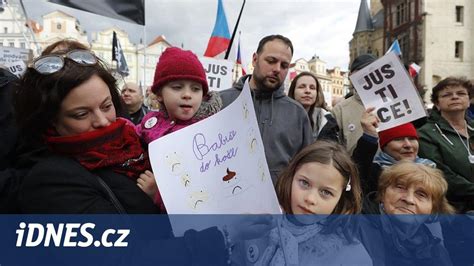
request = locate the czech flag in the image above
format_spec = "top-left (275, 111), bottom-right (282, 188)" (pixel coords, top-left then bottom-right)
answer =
top-left (236, 36), bottom-right (246, 75)
top-left (386, 39), bottom-right (402, 56)
top-left (204, 0), bottom-right (231, 57)
top-left (408, 63), bottom-right (421, 78)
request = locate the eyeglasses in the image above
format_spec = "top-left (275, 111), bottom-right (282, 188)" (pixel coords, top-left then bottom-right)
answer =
top-left (32, 50), bottom-right (97, 75)
top-left (439, 91), bottom-right (469, 98)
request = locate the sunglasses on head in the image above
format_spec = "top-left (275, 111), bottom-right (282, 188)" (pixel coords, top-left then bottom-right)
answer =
top-left (32, 49), bottom-right (97, 75)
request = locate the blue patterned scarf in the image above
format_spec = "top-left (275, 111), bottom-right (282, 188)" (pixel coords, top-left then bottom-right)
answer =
top-left (373, 151), bottom-right (436, 168)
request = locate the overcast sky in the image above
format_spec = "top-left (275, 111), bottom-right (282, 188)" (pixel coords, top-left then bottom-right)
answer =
top-left (22, 0), bottom-right (361, 71)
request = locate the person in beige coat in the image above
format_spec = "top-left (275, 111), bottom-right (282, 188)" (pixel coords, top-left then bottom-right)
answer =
top-left (332, 54), bottom-right (376, 155)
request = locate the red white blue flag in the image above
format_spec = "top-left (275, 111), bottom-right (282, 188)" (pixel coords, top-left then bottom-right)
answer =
top-left (409, 63), bottom-right (421, 78)
top-left (204, 0), bottom-right (231, 57)
top-left (236, 35), bottom-right (246, 75)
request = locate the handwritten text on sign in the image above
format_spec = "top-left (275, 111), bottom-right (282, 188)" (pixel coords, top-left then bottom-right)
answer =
top-left (148, 80), bottom-right (280, 216)
top-left (192, 130), bottom-right (238, 173)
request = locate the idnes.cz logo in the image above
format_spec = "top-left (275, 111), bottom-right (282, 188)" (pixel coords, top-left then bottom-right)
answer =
top-left (16, 222), bottom-right (129, 247)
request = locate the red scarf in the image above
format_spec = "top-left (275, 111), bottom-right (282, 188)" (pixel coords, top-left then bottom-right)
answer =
top-left (45, 118), bottom-right (150, 179)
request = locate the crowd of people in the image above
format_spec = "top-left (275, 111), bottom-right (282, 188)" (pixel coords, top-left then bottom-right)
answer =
top-left (0, 34), bottom-right (473, 265)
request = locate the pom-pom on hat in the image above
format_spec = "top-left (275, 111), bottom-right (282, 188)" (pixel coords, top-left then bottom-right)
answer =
top-left (378, 123), bottom-right (418, 148)
top-left (151, 47), bottom-right (208, 95)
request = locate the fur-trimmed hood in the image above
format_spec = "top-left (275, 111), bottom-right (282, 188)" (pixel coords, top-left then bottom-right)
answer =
top-left (194, 90), bottom-right (222, 120)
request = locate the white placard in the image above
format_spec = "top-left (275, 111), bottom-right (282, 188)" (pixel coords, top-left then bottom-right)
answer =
top-left (0, 47), bottom-right (31, 66)
top-left (349, 52), bottom-right (426, 131)
top-left (148, 80), bottom-right (281, 233)
top-left (5, 60), bottom-right (27, 77)
top-left (200, 57), bottom-right (233, 92)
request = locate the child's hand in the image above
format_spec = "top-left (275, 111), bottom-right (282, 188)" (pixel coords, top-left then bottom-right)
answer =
top-left (137, 170), bottom-right (158, 200)
top-left (360, 107), bottom-right (379, 137)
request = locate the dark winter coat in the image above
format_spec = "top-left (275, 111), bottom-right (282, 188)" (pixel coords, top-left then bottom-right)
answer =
top-left (0, 69), bottom-right (46, 213)
top-left (129, 104), bottom-right (150, 125)
top-left (310, 107), bottom-right (340, 143)
top-left (19, 155), bottom-right (159, 214)
top-left (352, 134), bottom-right (380, 195)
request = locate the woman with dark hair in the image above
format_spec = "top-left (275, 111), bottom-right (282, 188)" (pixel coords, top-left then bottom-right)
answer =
top-left (40, 38), bottom-right (90, 55)
top-left (288, 71), bottom-right (339, 142)
top-left (14, 44), bottom-right (151, 214)
top-left (0, 40), bottom-right (92, 213)
top-left (417, 77), bottom-right (474, 212)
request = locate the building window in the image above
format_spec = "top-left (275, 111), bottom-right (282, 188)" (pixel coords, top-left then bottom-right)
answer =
top-left (398, 34), bottom-right (409, 62)
top-left (455, 41), bottom-right (463, 59)
top-left (8, 40), bottom-right (14, 47)
top-left (0, 40), bottom-right (3, 46)
top-left (455, 6), bottom-right (464, 23)
top-left (20, 42), bottom-right (25, 48)
top-left (56, 23), bottom-right (62, 30)
top-left (3, 27), bottom-right (7, 33)
top-left (396, 1), bottom-right (408, 26)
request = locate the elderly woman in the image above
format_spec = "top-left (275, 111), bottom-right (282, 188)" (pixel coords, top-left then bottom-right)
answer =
top-left (360, 162), bottom-right (455, 266)
top-left (288, 71), bottom-right (339, 142)
top-left (417, 77), bottom-right (474, 212)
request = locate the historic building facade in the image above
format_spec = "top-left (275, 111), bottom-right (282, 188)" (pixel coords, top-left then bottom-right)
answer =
top-left (350, 0), bottom-right (474, 103)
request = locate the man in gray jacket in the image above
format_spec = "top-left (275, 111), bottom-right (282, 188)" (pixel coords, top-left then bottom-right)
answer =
top-left (220, 35), bottom-right (312, 183)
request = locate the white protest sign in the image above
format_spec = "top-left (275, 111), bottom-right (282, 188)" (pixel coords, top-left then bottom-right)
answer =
top-left (5, 60), bottom-right (27, 77)
top-left (200, 57), bottom-right (233, 91)
top-left (149, 80), bottom-right (280, 216)
top-left (349, 52), bottom-right (426, 131)
top-left (0, 47), bottom-right (31, 66)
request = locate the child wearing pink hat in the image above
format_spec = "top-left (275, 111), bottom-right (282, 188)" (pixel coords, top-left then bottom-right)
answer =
top-left (135, 47), bottom-right (222, 209)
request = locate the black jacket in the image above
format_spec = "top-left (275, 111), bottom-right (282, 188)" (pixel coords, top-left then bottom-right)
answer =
top-left (19, 155), bottom-right (238, 265)
top-left (20, 155), bottom-right (159, 214)
top-left (129, 104), bottom-right (150, 125)
top-left (0, 68), bottom-right (20, 213)
top-left (352, 134), bottom-right (380, 196)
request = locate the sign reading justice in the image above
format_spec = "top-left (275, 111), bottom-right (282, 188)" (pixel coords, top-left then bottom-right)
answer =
top-left (349, 52), bottom-right (426, 131)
